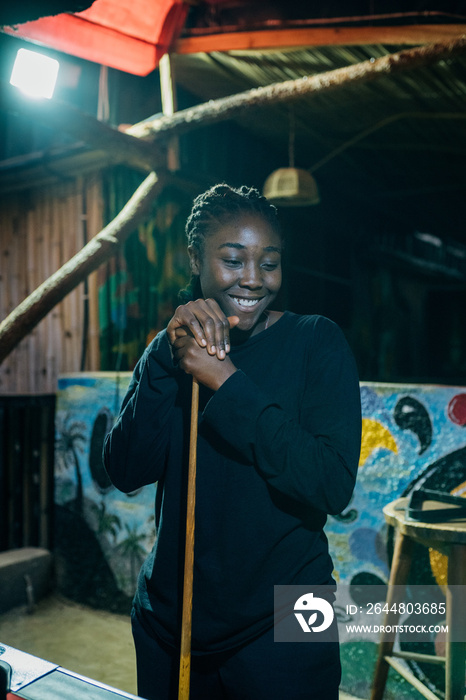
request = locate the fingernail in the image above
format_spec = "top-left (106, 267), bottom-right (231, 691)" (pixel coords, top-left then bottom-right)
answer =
top-left (210, 345), bottom-right (216, 353)
top-left (201, 338), bottom-right (207, 346)
top-left (225, 343), bottom-right (230, 353)
top-left (219, 350), bottom-right (225, 359)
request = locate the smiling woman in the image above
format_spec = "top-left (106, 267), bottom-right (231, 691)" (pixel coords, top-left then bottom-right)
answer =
top-left (103, 183), bottom-right (362, 700)
top-left (183, 183), bottom-right (283, 326)
top-left (166, 185), bottom-right (285, 389)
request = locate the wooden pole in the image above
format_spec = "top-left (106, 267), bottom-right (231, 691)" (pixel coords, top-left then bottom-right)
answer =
top-left (159, 53), bottom-right (180, 172)
top-left (178, 377), bottom-right (200, 700)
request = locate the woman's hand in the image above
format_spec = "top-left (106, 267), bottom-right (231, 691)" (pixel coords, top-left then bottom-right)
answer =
top-left (167, 299), bottom-right (239, 360)
top-left (172, 335), bottom-right (237, 391)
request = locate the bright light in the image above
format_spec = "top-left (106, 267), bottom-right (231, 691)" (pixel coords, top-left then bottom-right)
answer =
top-left (10, 48), bottom-right (59, 99)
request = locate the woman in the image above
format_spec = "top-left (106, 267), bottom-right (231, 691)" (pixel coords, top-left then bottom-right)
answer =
top-left (103, 184), bottom-right (361, 699)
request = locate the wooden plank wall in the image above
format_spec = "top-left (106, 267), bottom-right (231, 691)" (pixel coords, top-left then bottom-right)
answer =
top-left (0, 174), bottom-right (103, 395)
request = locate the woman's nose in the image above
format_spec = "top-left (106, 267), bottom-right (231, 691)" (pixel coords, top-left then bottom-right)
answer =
top-left (239, 263), bottom-right (262, 289)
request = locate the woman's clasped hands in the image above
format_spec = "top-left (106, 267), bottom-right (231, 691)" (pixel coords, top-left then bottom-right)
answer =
top-left (167, 299), bottom-right (239, 391)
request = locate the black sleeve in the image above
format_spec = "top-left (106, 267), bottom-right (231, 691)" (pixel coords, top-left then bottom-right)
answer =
top-left (202, 320), bottom-right (361, 515)
top-left (103, 331), bottom-right (180, 493)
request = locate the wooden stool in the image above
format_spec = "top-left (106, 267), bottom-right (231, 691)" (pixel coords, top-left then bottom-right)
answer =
top-left (370, 497), bottom-right (466, 700)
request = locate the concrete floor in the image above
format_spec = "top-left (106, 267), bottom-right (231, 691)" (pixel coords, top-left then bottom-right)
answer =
top-left (0, 594), bottom-right (364, 699)
top-left (0, 594), bottom-right (137, 695)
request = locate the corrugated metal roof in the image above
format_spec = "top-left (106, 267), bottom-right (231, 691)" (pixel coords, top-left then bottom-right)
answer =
top-left (172, 42), bottom-right (466, 237)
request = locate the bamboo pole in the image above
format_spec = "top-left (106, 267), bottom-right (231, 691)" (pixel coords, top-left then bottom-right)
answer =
top-left (178, 377), bottom-right (200, 700)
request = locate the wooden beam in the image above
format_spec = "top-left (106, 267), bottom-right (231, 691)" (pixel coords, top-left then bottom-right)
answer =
top-left (175, 25), bottom-right (466, 54)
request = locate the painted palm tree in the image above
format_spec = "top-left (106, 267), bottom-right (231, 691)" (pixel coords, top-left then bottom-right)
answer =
top-left (55, 412), bottom-right (87, 514)
top-left (117, 523), bottom-right (148, 585)
top-left (91, 500), bottom-right (122, 541)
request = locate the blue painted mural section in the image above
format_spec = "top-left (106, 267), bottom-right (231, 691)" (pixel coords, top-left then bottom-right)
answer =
top-left (331, 383), bottom-right (466, 586)
top-left (55, 375), bottom-right (466, 699)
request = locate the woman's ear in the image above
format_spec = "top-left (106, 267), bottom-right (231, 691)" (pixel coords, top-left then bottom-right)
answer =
top-left (188, 246), bottom-right (201, 276)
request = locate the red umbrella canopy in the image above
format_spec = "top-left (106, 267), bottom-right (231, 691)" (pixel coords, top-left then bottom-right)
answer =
top-left (3, 0), bottom-right (189, 75)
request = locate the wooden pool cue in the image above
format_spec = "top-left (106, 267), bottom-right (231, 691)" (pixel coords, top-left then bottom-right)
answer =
top-left (178, 376), bottom-right (199, 700)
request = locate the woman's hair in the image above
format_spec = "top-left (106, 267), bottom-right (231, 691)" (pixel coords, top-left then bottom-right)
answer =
top-left (181, 183), bottom-right (282, 301)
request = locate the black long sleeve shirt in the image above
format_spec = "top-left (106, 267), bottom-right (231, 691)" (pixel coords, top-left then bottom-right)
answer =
top-left (103, 311), bottom-right (361, 653)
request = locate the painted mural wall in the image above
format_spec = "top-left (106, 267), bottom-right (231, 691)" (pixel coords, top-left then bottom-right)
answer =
top-left (55, 374), bottom-right (466, 699)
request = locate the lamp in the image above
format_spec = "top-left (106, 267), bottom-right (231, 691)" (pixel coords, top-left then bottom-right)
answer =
top-left (263, 109), bottom-right (320, 207)
top-left (10, 48), bottom-right (59, 99)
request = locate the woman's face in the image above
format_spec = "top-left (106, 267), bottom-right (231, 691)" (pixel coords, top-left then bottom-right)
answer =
top-left (189, 213), bottom-right (282, 335)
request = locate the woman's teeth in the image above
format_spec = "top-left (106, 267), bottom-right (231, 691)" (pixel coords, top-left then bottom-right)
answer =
top-left (233, 297), bottom-right (261, 307)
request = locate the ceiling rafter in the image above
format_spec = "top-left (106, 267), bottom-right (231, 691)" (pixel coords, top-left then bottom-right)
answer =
top-left (175, 25), bottom-right (466, 55)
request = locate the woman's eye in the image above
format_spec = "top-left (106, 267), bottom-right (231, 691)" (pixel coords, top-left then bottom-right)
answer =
top-left (262, 262), bottom-right (279, 271)
top-left (223, 259), bottom-right (242, 267)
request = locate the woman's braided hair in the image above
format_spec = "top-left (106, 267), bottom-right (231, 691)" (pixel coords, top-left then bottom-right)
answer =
top-left (181, 183), bottom-right (282, 301)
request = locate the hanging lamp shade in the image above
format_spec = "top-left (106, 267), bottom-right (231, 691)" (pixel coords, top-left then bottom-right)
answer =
top-left (263, 167), bottom-right (320, 207)
top-left (263, 107), bottom-right (320, 207)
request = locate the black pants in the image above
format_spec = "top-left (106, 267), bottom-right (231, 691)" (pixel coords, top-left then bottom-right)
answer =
top-left (131, 611), bottom-right (341, 700)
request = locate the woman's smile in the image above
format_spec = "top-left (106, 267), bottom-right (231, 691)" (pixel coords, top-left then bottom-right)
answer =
top-left (230, 296), bottom-right (263, 308)
top-left (228, 295), bottom-right (265, 313)
top-left (223, 292), bottom-right (269, 326)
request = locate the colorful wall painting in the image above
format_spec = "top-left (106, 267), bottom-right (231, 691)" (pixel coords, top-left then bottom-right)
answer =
top-left (55, 374), bottom-right (466, 699)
